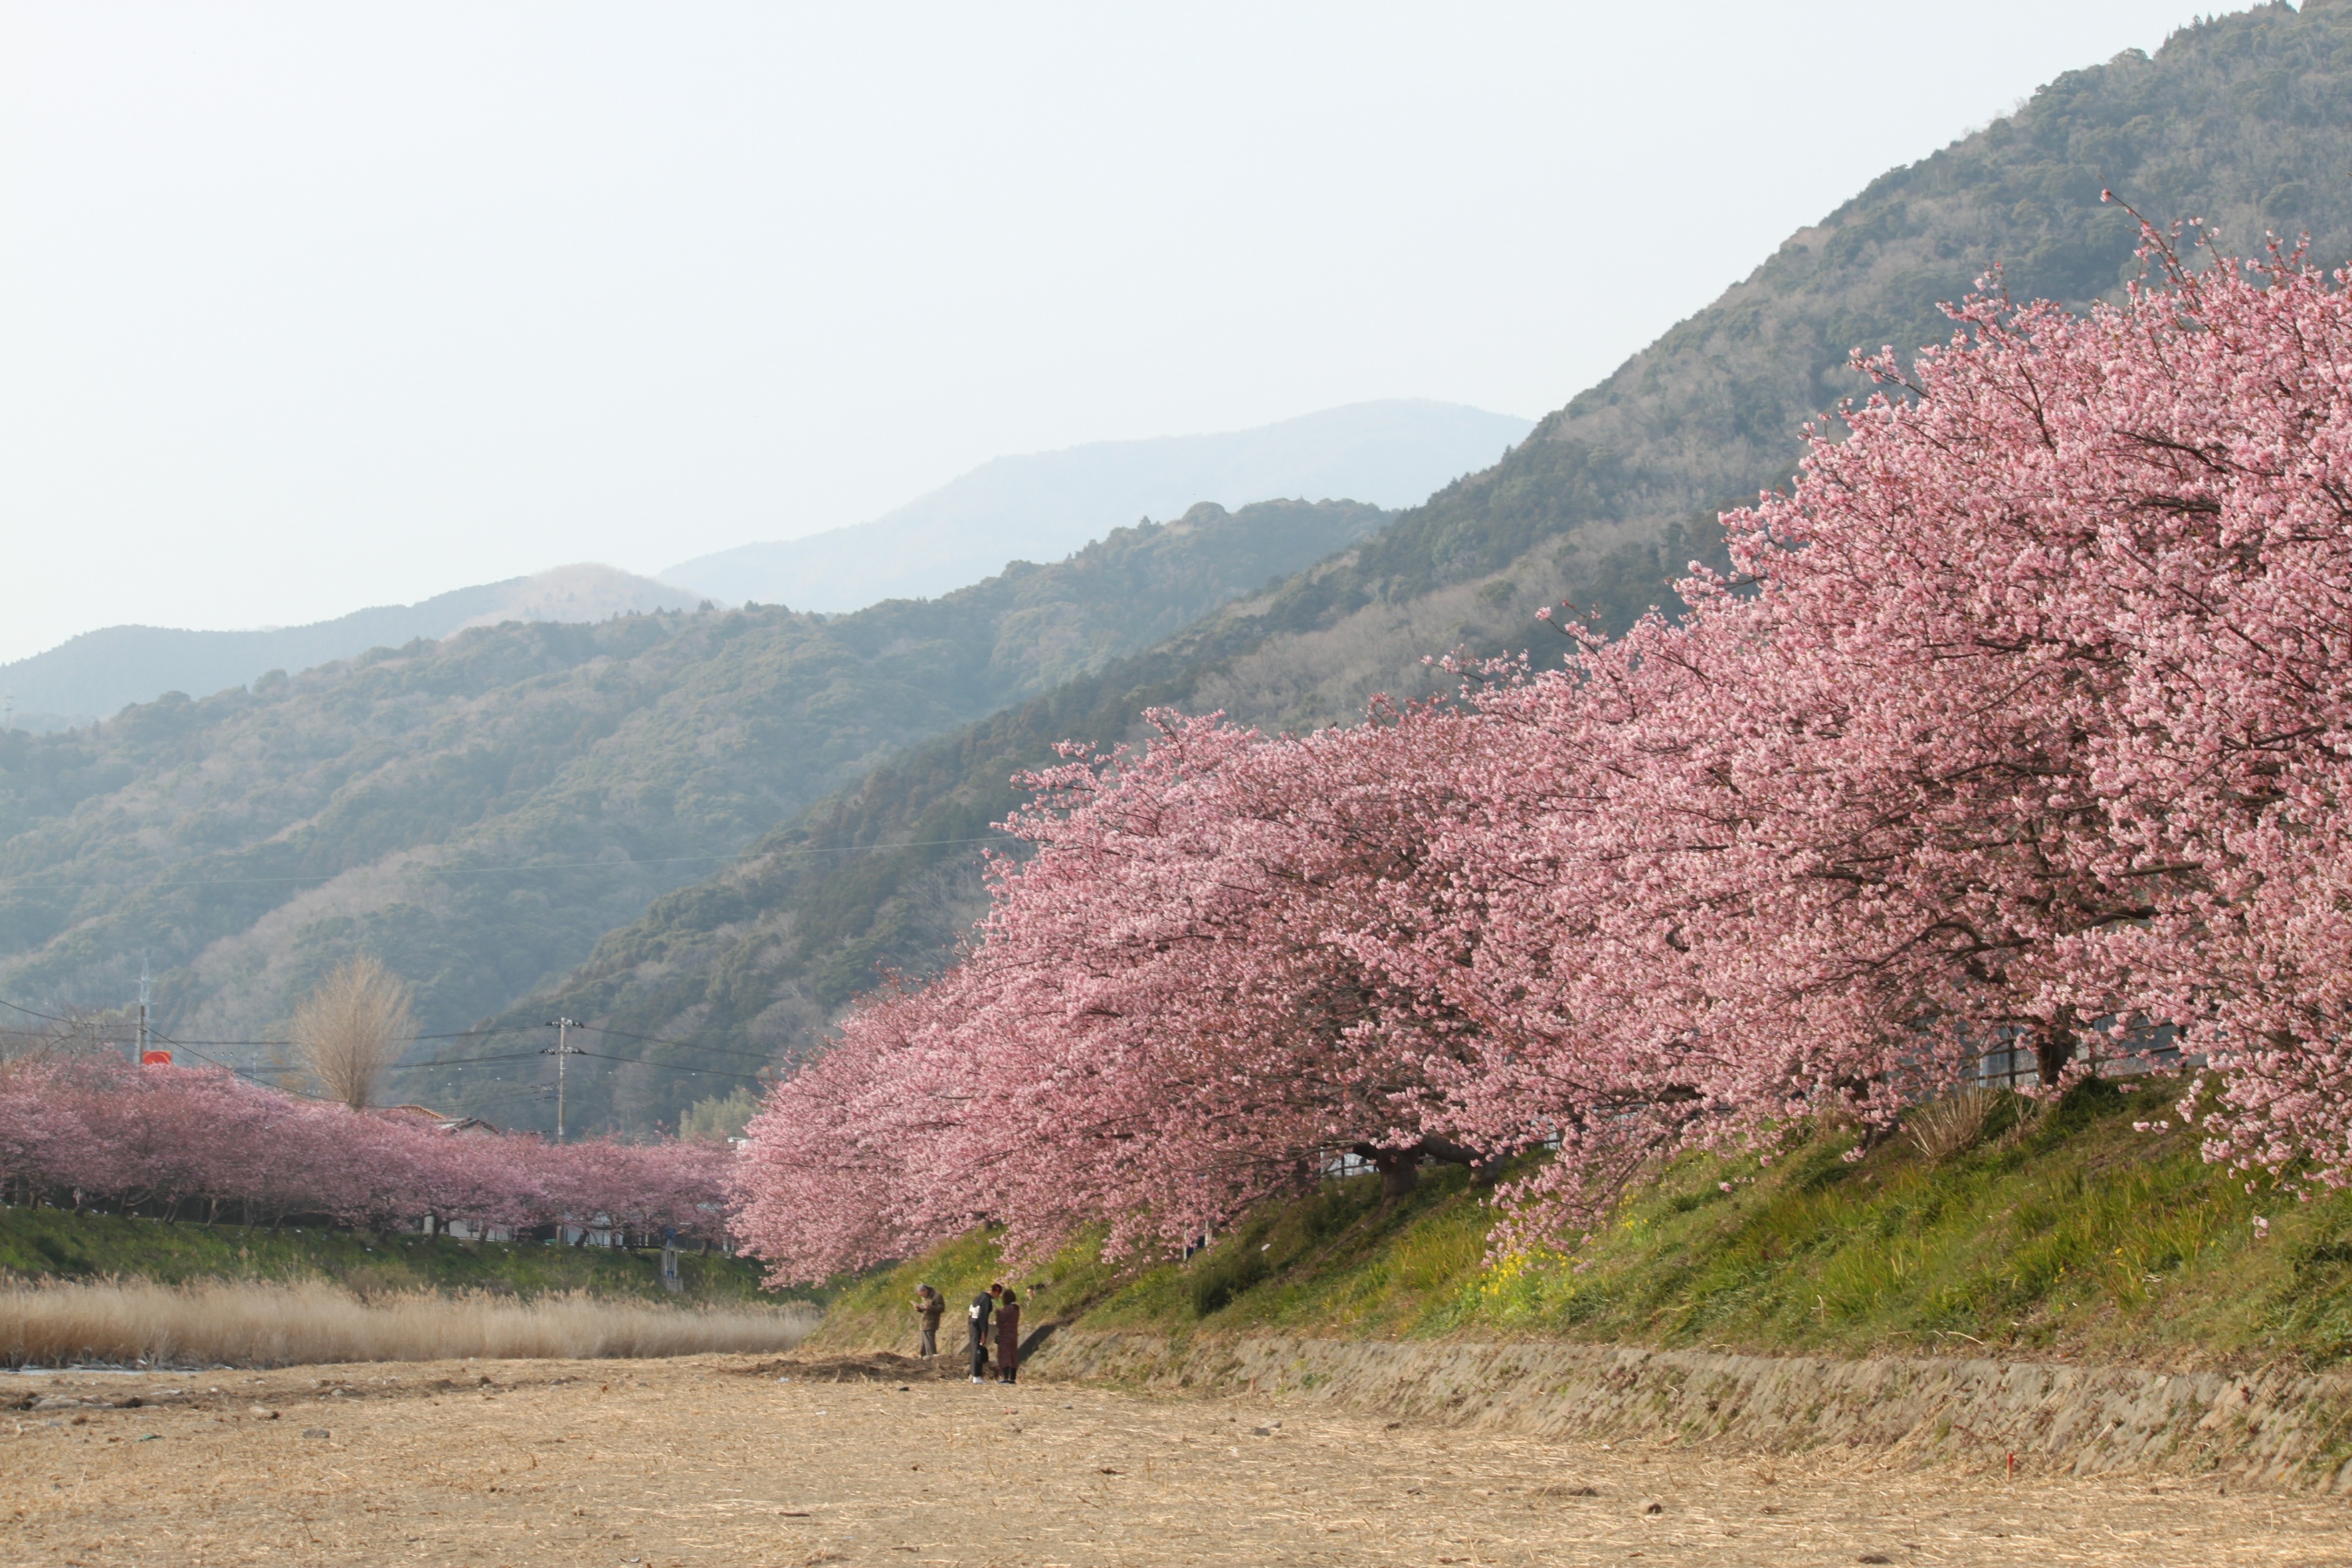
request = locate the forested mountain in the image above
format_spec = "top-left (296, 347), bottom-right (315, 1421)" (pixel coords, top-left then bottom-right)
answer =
top-left (1, 565), bottom-right (695, 730)
top-left (0, 499), bottom-right (1386, 1090)
top-left (495, 2), bottom-right (2352, 1135)
top-left (661, 400), bottom-right (1530, 613)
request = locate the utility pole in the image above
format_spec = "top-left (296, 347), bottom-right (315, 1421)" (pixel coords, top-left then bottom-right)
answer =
top-left (543, 1018), bottom-right (585, 1141)
top-left (137, 957), bottom-right (151, 1061)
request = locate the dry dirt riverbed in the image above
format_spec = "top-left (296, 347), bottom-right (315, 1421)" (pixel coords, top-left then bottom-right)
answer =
top-left (3, 1349), bottom-right (2348, 1566)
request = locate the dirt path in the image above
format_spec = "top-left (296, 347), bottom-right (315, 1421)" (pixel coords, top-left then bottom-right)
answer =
top-left (4, 1350), bottom-right (2348, 1566)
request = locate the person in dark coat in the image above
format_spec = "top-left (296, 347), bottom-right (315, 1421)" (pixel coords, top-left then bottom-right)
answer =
top-left (914, 1283), bottom-right (944, 1357)
top-left (995, 1288), bottom-right (1022, 1384)
top-left (966, 1283), bottom-right (1002, 1383)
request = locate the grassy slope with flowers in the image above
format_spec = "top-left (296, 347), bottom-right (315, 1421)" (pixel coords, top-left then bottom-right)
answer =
top-left (812, 1075), bottom-right (2352, 1373)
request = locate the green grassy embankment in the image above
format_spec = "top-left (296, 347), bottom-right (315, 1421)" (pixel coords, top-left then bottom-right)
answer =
top-left (814, 1075), bottom-right (2352, 1373)
top-left (0, 1208), bottom-right (808, 1307)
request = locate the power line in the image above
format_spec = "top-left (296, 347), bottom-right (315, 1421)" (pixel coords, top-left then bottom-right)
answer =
top-left (401, 1051), bottom-right (548, 1069)
top-left (1, 993), bottom-right (778, 1082)
top-left (162, 1025), bottom-right (545, 1049)
top-left (6, 991), bottom-right (758, 1129)
top-left (0, 833), bottom-right (1015, 897)
top-left (0, 1010), bottom-right (722, 1058)
top-left (0, 995), bottom-right (78, 1027)
top-left (448, 1089), bottom-right (558, 1118)
top-left (554, 1024), bottom-right (779, 1063)
top-left (403, 1023), bottom-right (774, 1069)
top-left (139, 1035), bottom-right (297, 1046)
top-left (0, 1000), bottom-right (299, 1090)
top-left (569, 1049), bottom-right (765, 1082)
top-left (145, 1031), bottom-right (341, 1104)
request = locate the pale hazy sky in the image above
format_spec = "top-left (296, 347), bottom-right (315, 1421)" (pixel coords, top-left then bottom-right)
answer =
top-left (0, 2), bottom-right (2231, 663)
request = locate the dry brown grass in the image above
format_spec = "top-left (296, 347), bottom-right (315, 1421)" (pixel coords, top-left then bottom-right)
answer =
top-left (1904, 1084), bottom-right (2000, 1163)
top-left (0, 1279), bottom-right (819, 1368)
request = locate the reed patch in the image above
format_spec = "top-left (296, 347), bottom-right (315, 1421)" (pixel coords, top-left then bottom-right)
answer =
top-left (0, 1278), bottom-right (819, 1368)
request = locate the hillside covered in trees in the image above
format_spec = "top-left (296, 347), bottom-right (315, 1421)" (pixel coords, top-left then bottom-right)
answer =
top-left (14, 3), bottom-right (2352, 1143)
top-left (493, 2), bottom-right (2352, 1137)
top-left (0, 498), bottom-right (1387, 1110)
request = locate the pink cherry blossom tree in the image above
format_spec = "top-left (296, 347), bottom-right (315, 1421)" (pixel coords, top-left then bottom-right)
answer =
top-left (730, 230), bottom-right (2352, 1272)
top-left (0, 1055), bottom-right (738, 1243)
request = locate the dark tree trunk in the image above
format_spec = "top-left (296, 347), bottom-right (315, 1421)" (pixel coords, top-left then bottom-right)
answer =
top-left (1355, 1136), bottom-right (1500, 1196)
top-left (2034, 1009), bottom-right (2081, 1088)
top-left (1418, 1135), bottom-right (1502, 1188)
top-left (1356, 1144), bottom-right (1421, 1200)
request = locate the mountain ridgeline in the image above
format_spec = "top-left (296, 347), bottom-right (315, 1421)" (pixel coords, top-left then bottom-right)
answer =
top-left (11, 3), bottom-right (2352, 1137)
top-left (662, 399), bottom-right (1531, 612)
top-left (480, 1), bottom-right (2352, 1135)
top-left (0, 565), bottom-right (698, 730)
top-left (0, 499), bottom-right (1389, 1113)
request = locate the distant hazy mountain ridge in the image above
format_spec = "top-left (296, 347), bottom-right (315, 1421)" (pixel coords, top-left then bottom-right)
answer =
top-left (1, 564), bottom-right (694, 728)
top-left (660, 399), bottom-right (1530, 612)
top-left (4, 401), bottom-right (1523, 728)
top-left (0, 498), bottom-right (1389, 1135)
top-left (23, 3), bottom-right (2352, 1138)
top-left (500, 3), bottom-right (2352, 1119)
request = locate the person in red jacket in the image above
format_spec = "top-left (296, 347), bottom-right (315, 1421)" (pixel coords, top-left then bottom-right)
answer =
top-left (995, 1288), bottom-right (1022, 1384)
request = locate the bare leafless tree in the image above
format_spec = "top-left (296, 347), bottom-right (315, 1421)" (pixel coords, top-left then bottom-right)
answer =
top-left (292, 958), bottom-right (414, 1109)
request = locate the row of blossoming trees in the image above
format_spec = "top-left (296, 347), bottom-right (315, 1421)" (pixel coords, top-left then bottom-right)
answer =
top-left (0, 1058), bottom-right (731, 1243)
top-left (728, 238), bottom-right (2352, 1283)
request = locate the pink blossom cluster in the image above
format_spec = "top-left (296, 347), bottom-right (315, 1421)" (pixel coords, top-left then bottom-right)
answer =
top-left (734, 238), bottom-right (2352, 1281)
top-left (0, 1058), bottom-right (732, 1242)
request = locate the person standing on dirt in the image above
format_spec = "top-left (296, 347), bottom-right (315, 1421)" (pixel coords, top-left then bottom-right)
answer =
top-left (995, 1288), bottom-right (1022, 1384)
top-left (966, 1282), bottom-right (1002, 1384)
top-left (914, 1284), bottom-right (945, 1357)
